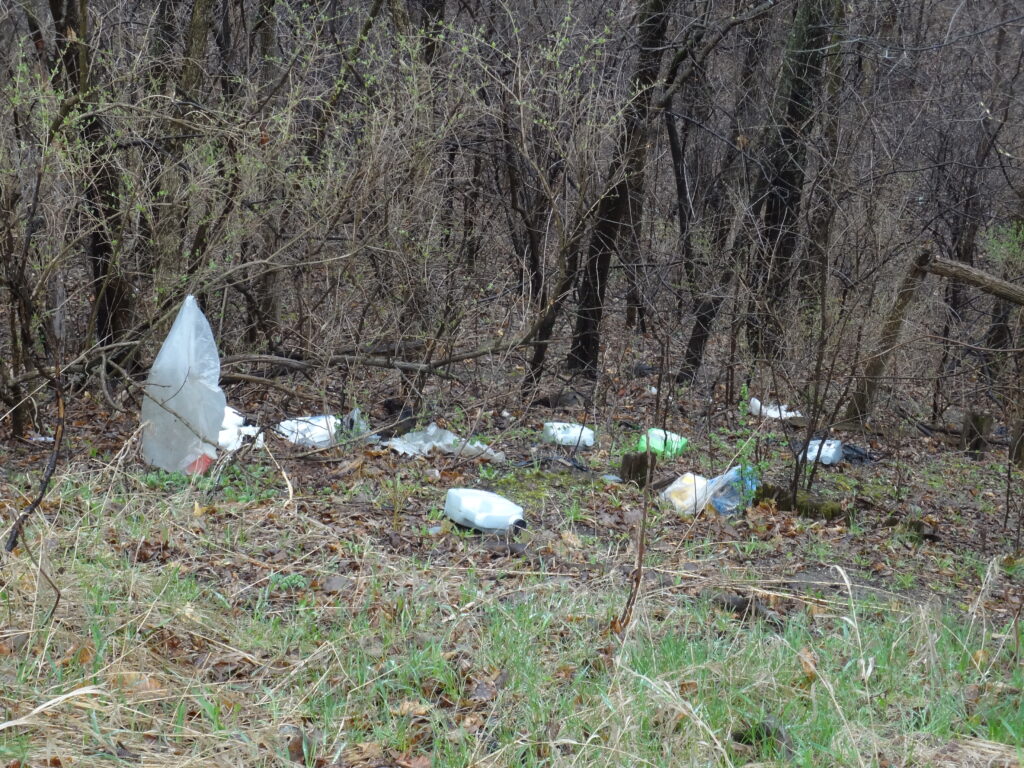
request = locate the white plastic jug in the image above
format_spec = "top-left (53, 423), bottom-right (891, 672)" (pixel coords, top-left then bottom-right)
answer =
top-left (445, 489), bottom-right (525, 533)
top-left (141, 296), bottom-right (226, 473)
top-left (803, 439), bottom-right (843, 465)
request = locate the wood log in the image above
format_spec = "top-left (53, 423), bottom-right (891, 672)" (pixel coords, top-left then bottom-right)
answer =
top-left (922, 254), bottom-right (1024, 307)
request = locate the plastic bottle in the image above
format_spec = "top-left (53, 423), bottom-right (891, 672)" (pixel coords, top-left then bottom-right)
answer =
top-left (542, 422), bottom-right (595, 447)
top-left (635, 428), bottom-right (688, 458)
top-left (803, 439), bottom-right (843, 466)
top-left (444, 489), bottom-right (525, 533)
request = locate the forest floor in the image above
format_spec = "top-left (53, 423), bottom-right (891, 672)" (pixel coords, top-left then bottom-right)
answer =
top-left (0, 379), bottom-right (1022, 767)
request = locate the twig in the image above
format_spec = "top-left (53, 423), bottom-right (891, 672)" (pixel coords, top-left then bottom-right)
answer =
top-left (5, 360), bottom-right (65, 555)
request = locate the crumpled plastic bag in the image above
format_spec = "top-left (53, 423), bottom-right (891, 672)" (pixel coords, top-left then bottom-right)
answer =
top-left (662, 466), bottom-right (754, 516)
top-left (141, 296), bottom-right (227, 473)
top-left (385, 423), bottom-right (504, 462)
top-left (218, 406), bottom-right (265, 452)
top-left (749, 396), bottom-right (802, 420)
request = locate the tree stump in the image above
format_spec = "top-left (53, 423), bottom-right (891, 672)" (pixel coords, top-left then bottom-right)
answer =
top-left (1011, 419), bottom-right (1024, 469)
top-left (620, 451), bottom-right (656, 488)
top-left (960, 410), bottom-right (992, 459)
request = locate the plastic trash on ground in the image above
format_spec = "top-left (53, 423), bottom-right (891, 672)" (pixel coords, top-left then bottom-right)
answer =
top-left (709, 465), bottom-right (760, 516)
top-left (386, 423), bottom-right (504, 463)
top-left (542, 422), bottom-right (595, 448)
top-left (662, 466), bottom-right (755, 516)
top-left (276, 415), bottom-right (339, 448)
top-left (661, 472), bottom-right (713, 515)
top-left (141, 295), bottom-right (227, 474)
top-left (445, 488), bottom-right (524, 533)
top-left (635, 428), bottom-right (688, 458)
top-left (218, 406), bottom-right (265, 452)
top-left (749, 396), bottom-right (802, 420)
top-left (341, 407), bottom-right (379, 443)
top-left (802, 439), bottom-right (843, 466)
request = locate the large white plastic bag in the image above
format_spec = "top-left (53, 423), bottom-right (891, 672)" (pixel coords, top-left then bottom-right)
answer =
top-left (141, 296), bottom-right (227, 473)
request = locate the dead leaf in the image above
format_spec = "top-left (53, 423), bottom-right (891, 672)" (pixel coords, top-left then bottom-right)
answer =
top-left (391, 700), bottom-right (432, 717)
top-left (798, 647), bottom-right (818, 682)
top-left (110, 671), bottom-right (164, 694)
top-left (678, 680), bottom-right (698, 696)
top-left (468, 678), bottom-right (498, 703)
top-left (560, 530), bottom-right (583, 548)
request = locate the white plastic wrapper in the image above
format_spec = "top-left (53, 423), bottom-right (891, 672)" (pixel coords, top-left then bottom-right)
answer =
top-left (141, 296), bottom-right (227, 473)
top-left (749, 396), bottom-right (802, 420)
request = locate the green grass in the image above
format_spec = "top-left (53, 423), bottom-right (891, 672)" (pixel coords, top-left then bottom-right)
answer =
top-left (0, 460), bottom-right (1022, 767)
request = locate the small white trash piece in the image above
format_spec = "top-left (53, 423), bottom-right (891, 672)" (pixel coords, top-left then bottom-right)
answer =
top-left (802, 439), bottom-right (843, 466)
top-left (445, 489), bottom-right (525, 533)
top-left (218, 406), bottom-right (265, 452)
top-left (542, 422), bottom-right (595, 448)
top-left (141, 295), bottom-right (226, 474)
top-left (276, 415), bottom-right (340, 448)
top-left (749, 396), bottom-right (802, 420)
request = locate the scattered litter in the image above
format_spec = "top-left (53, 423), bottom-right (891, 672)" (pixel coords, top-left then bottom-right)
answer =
top-left (542, 422), bottom-right (594, 448)
top-left (28, 433), bottom-right (55, 443)
top-left (802, 439), bottom-right (843, 466)
top-left (427, 525), bottom-right (444, 535)
top-left (601, 474), bottom-right (623, 484)
top-left (276, 415), bottom-right (340, 448)
top-left (218, 406), bottom-right (265, 452)
top-left (647, 386), bottom-right (658, 395)
top-left (386, 423), bottom-right (504, 462)
top-left (662, 466), bottom-right (755, 516)
top-left (709, 465), bottom-right (760, 516)
top-left (141, 295), bottom-right (226, 474)
top-left (445, 488), bottom-right (524, 533)
top-left (635, 428), bottom-right (688, 458)
top-left (749, 396), bottom-right (802, 420)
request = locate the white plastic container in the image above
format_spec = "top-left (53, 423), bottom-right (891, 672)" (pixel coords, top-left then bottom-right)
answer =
top-left (542, 422), bottom-right (595, 448)
top-left (141, 295), bottom-right (226, 474)
top-left (445, 489), bottom-right (525, 533)
top-left (803, 439), bottom-right (843, 465)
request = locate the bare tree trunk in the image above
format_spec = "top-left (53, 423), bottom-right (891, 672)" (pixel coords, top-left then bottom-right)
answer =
top-left (567, 0), bottom-right (671, 376)
top-left (844, 252), bottom-right (930, 422)
top-left (745, 0), bottom-right (838, 362)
